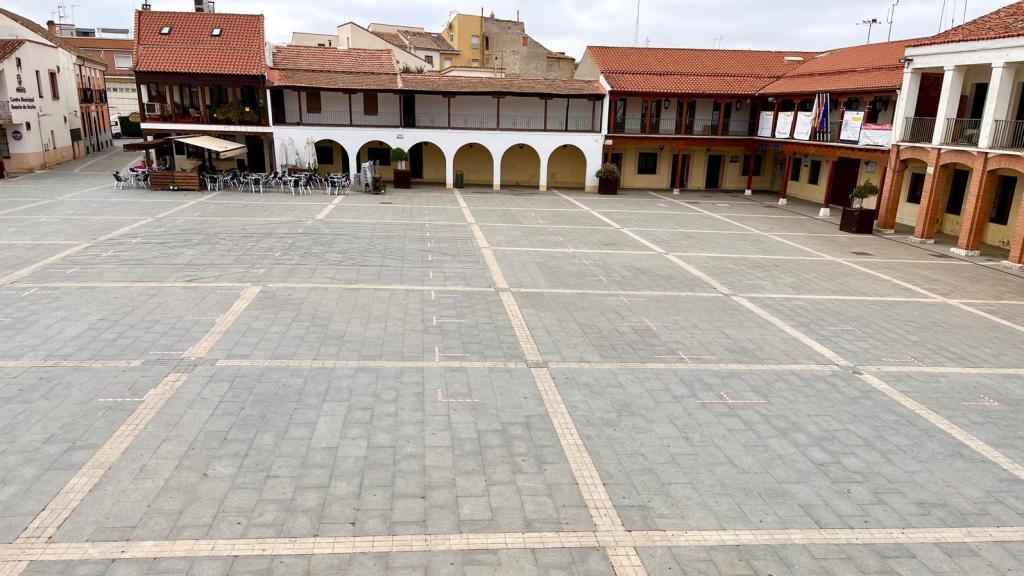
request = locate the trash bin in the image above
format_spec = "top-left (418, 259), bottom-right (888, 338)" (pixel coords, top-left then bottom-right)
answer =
top-left (454, 171), bottom-right (464, 189)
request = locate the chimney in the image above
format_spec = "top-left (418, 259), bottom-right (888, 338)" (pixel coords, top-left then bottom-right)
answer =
top-left (141, 1), bottom-right (152, 10)
top-left (194, 0), bottom-right (215, 12)
top-left (47, 20), bottom-right (57, 34)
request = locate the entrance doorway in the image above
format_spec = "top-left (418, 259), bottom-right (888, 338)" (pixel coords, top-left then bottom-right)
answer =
top-left (829, 158), bottom-right (861, 208)
top-left (245, 136), bottom-right (266, 172)
top-left (704, 154), bottom-right (723, 189)
top-left (410, 142), bottom-right (424, 179)
top-left (671, 153), bottom-right (688, 189)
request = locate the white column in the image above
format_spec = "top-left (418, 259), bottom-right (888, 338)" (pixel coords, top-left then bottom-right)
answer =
top-left (932, 65), bottom-right (966, 145)
top-left (978, 63), bottom-right (1017, 149)
top-left (892, 68), bottom-right (922, 142)
top-left (445, 149), bottom-right (454, 189)
top-left (538, 153), bottom-right (549, 192)
top-left (492, 157), bottom-right (501, 191)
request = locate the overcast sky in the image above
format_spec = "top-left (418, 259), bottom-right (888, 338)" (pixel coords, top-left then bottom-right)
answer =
top-left (7, 0), bottom-right (1018, 58)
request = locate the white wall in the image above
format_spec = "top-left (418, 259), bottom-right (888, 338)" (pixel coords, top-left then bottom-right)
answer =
top-left (337, 23), bottom-right (429, 71)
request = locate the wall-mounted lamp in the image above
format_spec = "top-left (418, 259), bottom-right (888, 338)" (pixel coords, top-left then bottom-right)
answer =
top-left (518, 144), bottom-right (524, 150)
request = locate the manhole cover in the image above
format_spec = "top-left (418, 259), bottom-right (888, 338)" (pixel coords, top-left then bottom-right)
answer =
top-left (850, 251), bottom-right (873, 256)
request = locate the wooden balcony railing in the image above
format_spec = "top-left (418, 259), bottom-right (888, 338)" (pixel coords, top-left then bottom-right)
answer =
top-left (283, 111), bottom-right (600, 132)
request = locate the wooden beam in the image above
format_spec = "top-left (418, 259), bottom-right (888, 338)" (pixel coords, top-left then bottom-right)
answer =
top-left (348, 93), bottom-right (353, 126)
top-left (543, 99), bottom-right (548, 131)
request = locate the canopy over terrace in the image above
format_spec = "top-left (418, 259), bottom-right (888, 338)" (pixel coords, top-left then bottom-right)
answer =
top-left (124, 135), bottom-right (249, 190)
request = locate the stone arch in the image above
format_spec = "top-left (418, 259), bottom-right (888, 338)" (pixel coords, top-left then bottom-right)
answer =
top-left (501, 143), bottom-right (541, 189)
top-left (312, 139), bottom-right (349, 176)
top-left (356, 140), bottom-right (394, 182)
top-left (405, 140), bottom-right (447, 185)
top-left (547, 144), bottom-right (587, 189)
top-left (453, 143), bottom-right (494, 188)
top-left (897, 146), bottom-right (934, 166)
top-left (985, 154), bottom-right (1024, 174)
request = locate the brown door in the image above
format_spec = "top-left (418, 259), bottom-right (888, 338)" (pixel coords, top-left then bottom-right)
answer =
top-left (829, 158), bottom-right (861, 208)
top-left (704, 155), bottom-right (723, 189)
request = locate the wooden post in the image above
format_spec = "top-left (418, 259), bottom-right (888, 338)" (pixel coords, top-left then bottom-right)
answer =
top-left (347, 93), bottom-right (353, 126)
top-left (608, 96), bottom-right (617, 133)
top-left (745, 151), bottom-right (756, 194)
top-left (297, 90), bottom-right (304, 126)
top-left (643, 97), bottom-right (652, 134)
top-left (674, 150), bottom-right (684, 191)
top-left (399, 94), bottom-right (405, 128)
top-left (495, 96), bottom-right (501, 130)
top-left (198, 86), bottom-right (207, 123)
top-left (447, 96), bottom-right (452, 129)
top-left (543, 99), bottom-right (548, 131)
top-left (717, 100), bottom-right (726, 136)
top-left (591, 99), bottom-right (596, 132)
top-left (565, 98), bottom-right (570, 132)
top-left (770, 100), bottom-right (780, 138)
top-left (780, 153), bottom-right (792, 205)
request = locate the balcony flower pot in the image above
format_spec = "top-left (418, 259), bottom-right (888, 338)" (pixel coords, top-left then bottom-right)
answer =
top-left (596, 163), bottom-right (620, 195)
top-left (840, 181), bottom-right (880, 234)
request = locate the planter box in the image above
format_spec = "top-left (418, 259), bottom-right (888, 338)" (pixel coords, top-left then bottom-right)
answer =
top-left (393, 169), bottom-right (412, 189)
top-left (839, 207), bottom-right (875, 234)
top-left (598, 177), bottom-right (619, 195)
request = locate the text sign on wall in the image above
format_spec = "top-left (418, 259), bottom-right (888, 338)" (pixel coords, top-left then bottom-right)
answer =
top-left (859, 123), bottom-right (893, 147)
top-left (757, 111), bottom-right (774, 137)
top-left (11, 130), bottom-right (23, 141)
top-left (775, 111), bottom-right (795, 139)
top-left (793, 112), bottom-right (815, 141)
top-left (840, 110), bottom-right (866, 143)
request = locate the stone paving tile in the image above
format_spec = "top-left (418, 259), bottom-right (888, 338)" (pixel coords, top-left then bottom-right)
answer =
top-left (472, 209), bottom-right (610, 227)
top-left (206, 288), bottom-right (523, 362)
top-left (171, 202), bottom-right (326, 221)
top-left (494, 251), bottom-right (712, 292)
top-left (854, 259), bottom-right (1024, 301)
top-left (781, 233), bottom-right (959, 262)
top-left (11, 199), bottom-right (180, 219)
top-left (0, 217), bottom-right (140, 243)
top-left (481, 225), bottom-right (650, 251)
top-left (881, 372), bottom-right (1024, 467)
top-left (614, 212), bottom-right (749, 232)
top-left (0, 287), bottom-right (243, 361)
top-left (683, 201), bottom-right (798, 216)
top-left (341, 191), bottom-right (461, 207)
top-left (54, 366), bottom-right (593, 542)
top-left (22, 549), bottom-right (614, 575)
top-left (0, 367), bottom-right (168, 543)
top-left (965, 302), bottom-right (1024, 326)
top-left (463, 195), bottom-right (581, 210)
top-left (0, 244), bottom-right (76, 276)
top-left (0, 198), bottom-right (50, 213)
top-left (577, 198), bottom-right (701, 214)
top-left (755, 298), bottom-right (1024, 368)
top-left (726, 214), bottom-right (844, 235)
top-left (324, 205), bottom-right (467, 224)
top-left (675, 256), bottom-right (926, 298)
top-left (636, 230), bottom-right (814, 258)
top-left (638, 542), bottom-right (1024, 576)
top-left (553, 368), bottom-right (1024, 531)
top-left (19, 222), bottom-right (490, 287)
top-left (516, 293), bottom-right (824, 365)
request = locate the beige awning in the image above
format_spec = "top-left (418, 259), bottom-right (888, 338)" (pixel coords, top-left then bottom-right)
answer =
top-left (175, 135), bottom-right (248, 158)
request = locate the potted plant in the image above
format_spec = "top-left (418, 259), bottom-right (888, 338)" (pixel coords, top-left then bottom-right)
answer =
top-left (596, 163), bottom-right (620, 195)
top-left (840, 180), bottom-right (879, 234)
top-left (391, 147), bottom-right (411, 189)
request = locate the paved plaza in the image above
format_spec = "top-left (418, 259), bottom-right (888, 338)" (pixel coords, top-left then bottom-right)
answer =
top-left (2, 148), bottom-right (1024, 575)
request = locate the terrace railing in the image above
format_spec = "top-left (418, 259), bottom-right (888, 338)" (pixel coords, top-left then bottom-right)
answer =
top-left (942, 117), bottom-right (982, 146)
top-left (991, 119), bottom-right (1024, 150)
top-left (901, 116), bottom-right (936, 144)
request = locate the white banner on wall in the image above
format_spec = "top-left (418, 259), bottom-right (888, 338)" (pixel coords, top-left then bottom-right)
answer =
top-left (793, 111), bottom-right (815, 141)
top-left (840, 110), bottom-right (866, 142)
top-left (757, 111), bottom-right (774, 137)
top-left (858, 123), bottom-right (893, 147)
top-left (775, 111), bottom-right (795, 139)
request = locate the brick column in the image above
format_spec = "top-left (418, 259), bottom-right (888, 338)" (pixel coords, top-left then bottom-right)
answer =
top-left (1005, 206), bottom-right (1024, 267)
top-left (912, 163), bottom-right (952, 243)
top-left (876, 148), bottom-right (906, 232)
top-left (779, 154), bottom-right (792, 206)
top-left (954, 156), bottom-right (994, 256)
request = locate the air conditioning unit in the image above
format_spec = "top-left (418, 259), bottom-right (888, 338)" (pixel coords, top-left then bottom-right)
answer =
top-left (144, 101), bottom-right (161, 116)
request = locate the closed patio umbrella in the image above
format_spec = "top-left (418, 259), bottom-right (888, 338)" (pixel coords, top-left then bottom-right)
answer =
top-left (304, 138), bottom-right (318, 171)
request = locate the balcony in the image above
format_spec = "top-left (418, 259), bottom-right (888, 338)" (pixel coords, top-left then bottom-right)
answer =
top-left (991, 119), bottom-right (1024, 150)
top-left (812, 121), bottom-right (841, 143)
top-left (901, 116), bottom-right (936, 144)
top-left (144, 101), bottom-right (268, 127)
top-left (283, 111), bottom-right (600, 133)
top-left (942, 117), bottom-right (982, 146)
top-left (611, 116), bottom-right (750, 137)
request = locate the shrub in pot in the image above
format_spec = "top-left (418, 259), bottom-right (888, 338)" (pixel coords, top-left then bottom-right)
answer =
top-left (849, 180), bottom-right (879, 209)
top-left (596, 163), bottom-right (620, 195)
top-left (390, 147), bottom-right (409, 171)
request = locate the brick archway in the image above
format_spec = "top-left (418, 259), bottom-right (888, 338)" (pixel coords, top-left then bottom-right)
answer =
top-left (985, 154), bottom-right (1024, 174)
top-left (898, 146), bottom-right (933, 166)
top-left (938, 149), bottom-right (980, 169)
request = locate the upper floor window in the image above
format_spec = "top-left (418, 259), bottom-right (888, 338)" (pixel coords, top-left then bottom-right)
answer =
top-left (470, 35), bottom-right (480, 49)
top-left (443, 57), bottom-right (452, 69)
top-left (424, 55), bottom-right (434, 66)
top-left (114, 55), bottom-right (132, 69)
top-left (364, 92), bottom-right (379, 116)
top-left (48, 71), bottom-right (60, 100)
top-left (484, 36), bottom-right (489, 50)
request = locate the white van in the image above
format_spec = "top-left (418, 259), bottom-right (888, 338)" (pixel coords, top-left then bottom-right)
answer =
top-left (110, 116), bottom-right (122, 139)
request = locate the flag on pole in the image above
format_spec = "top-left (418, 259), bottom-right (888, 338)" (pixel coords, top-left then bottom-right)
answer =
top-left (817, 93), bottom-right (831, 136)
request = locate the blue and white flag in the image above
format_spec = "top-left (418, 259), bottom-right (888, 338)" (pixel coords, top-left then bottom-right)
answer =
top-left (817, 93), bottom-right (831, 134)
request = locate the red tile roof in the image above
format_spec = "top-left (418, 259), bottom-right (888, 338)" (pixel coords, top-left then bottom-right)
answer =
top-left (0, 8), bottom-right (106, 67)
top-left (268, 69), bottom-right (400, 90)
top-left (0, 39), bottom-right (25, 64)
top-left (761, 39), bottom-right (915, 95)
top-left (399, 74), bottom-right (604, 96)
top-left (133, 10), bottom-right (265, 76)
top-left (401, 30), bottom-right (458, 53)
top-left (271, 45), bottom-right (396, 74)
top-left (912, 1), bottom-right (1024, 47)
top-left (587, 46), bottom-right (816, 95)
top-left (372, 30), bottom-right (408, 50)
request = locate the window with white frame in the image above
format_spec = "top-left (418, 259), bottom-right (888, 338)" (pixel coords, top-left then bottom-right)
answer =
top-left (114, 55), bottom-right (132, 69)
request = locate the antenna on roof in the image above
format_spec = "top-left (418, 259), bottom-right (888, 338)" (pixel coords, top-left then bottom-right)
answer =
top-left (886, 0), bottom-right (899, 41)
top-left (938, 0), bottom-right (947, 32)
top-left (858, 18), bottom-right (881, 44)
top-left (633, 0), bottom-right (641, 47)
